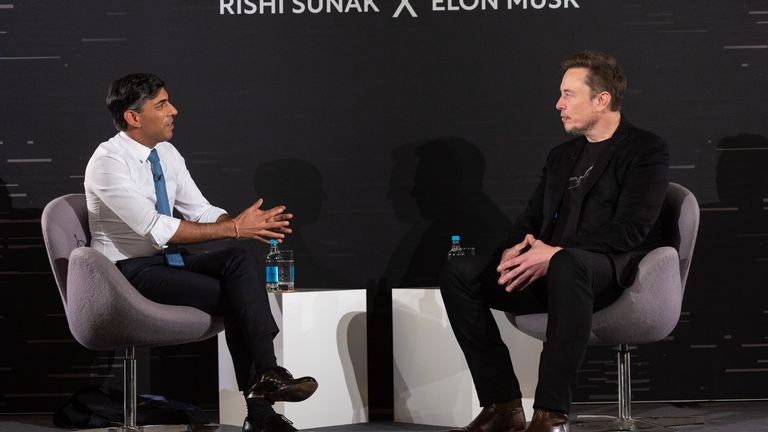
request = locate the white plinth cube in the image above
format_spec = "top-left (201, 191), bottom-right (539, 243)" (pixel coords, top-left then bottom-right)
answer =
top-left (219, 289), bottom-right (368, 429)
top-left (392, 287), bottom-right (541, 427)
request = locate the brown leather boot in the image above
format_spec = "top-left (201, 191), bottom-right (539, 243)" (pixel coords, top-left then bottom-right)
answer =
top-left (450, 399), bottom-right (526, 432)
top-left (525, 409), bottom-right (569, 432)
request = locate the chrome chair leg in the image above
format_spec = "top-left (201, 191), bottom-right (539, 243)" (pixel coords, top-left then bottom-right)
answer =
top-left (125, 346), bottom-right (141, 431)
top-left (574, 345), bottom-right (701, 432)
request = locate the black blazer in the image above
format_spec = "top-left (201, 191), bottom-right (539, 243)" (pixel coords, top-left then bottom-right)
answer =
top-left (504, 119), bottom-right (670, 286)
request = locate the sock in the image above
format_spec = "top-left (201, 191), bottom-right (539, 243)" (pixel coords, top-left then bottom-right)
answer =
top-left (245, 393), bottom-right (275, 422)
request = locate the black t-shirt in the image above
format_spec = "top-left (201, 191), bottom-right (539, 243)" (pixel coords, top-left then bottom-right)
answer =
top-left (549, 138), bottom-right (609, 246)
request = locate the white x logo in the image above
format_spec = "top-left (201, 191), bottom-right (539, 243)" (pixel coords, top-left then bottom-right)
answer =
top-left (393, 0), bottom-right (417, 17)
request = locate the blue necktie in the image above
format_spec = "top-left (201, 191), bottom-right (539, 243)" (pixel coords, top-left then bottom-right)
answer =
top-left (148, 149), bottom-right (184, 268)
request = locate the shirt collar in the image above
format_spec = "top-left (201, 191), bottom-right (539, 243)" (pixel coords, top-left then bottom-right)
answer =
top-left (118, 131), bottom-right (160, 163)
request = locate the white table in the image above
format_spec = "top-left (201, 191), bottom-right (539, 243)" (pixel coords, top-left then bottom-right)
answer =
top-left (392, 287), bottom-right (541, 427)
top-left (219, 289), bottom-right (368, 429)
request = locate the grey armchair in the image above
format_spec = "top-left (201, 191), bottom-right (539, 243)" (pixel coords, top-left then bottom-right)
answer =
top-left (508, 182), bottom-right (700, 431)
top-left (41, 193), bottom-right (224, 431)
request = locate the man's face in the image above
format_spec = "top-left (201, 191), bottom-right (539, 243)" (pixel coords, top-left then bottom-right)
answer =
top-left (555, 67), bottom-right (599, 136)
top-left (130, 87), bottom-right (177, 145)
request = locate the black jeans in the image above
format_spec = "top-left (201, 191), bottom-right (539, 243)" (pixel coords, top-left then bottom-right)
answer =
top-left (117, 246), bottom-right (279, 391)
top-left (439, 248), bottom-right (622, 413)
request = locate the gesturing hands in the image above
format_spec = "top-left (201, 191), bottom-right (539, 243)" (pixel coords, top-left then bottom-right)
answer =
top-left (233, 198), bottom-right (293, 244)
top-left (497, 234), bottom-right (562, 292)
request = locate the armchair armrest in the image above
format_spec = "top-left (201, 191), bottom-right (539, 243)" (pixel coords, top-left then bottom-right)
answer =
top-left (591, 246), bottom-right (683, 345)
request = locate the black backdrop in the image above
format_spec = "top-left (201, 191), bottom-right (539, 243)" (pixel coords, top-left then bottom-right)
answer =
top-left (2, 0), bottom-right (768, 415)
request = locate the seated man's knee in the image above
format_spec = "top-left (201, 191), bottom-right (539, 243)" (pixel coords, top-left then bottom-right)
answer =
top-left (227, 245), bottom-right (261, 268)
top-left (439, 257), bottom-right (470, 287)
top-left (548, 248), bottom-right (588, 279)
top-left (439, 256), bottom-right (489, 299)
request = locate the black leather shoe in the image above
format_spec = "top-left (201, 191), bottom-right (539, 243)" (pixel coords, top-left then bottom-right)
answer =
top-left (525, 409), bottom-right (569, 432)
top-left (247, 366), bottom-right (318, 404)
top-left (243, 413), bottom-right (298, 432)
top-left (450, 399), bottom-right (526, 432)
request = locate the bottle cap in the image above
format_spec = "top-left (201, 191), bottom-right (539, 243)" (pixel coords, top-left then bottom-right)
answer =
top-left (451, 235), bottom-right (460, 241)
top-left (269, 240), bottom-right (278, 245)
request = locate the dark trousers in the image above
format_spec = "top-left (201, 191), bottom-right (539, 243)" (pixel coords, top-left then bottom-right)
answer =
top-left (117, 246), bottom-right (279, 391)
top-left (439, 248), bottom-right (622, 413)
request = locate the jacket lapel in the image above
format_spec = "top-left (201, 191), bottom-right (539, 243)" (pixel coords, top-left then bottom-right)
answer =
top-left (578, 119), bottom-right (630, 196)
top-left (540, 118), bottom-right (632, 240)
top-left (549, 140), bottom-right (583, 209)
top-left (540, 139), bottom-right (583, 238)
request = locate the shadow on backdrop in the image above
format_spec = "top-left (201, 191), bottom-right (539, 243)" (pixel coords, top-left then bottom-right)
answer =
top-left (383, 137), bottom-right (512, 287)
top-left (368, 138), bottom-right (512, 419)
top-left (253, 158), bottom-right (349, 288)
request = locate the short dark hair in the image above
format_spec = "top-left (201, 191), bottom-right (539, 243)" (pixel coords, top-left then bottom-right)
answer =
top-left (106, 73), bottom-right (165, 131)
top-left (561, 51), bottom-right (626, 111)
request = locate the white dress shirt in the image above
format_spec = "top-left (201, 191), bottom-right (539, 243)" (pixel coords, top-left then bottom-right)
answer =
top-left (84, 131), bottom-right (228, 262)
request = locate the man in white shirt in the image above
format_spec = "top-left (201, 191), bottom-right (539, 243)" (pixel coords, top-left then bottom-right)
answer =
top-left (85, 73), bottom-right (316, 432)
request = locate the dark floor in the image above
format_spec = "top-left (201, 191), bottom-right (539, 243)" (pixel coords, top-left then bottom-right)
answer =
top-left (2, 401), bottom-right (767, 432)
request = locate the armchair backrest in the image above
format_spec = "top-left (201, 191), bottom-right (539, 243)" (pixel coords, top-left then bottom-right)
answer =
top-left (661, 182), bottom-right (700, 290)
top-left (41, 194), bottom-right (90, 305)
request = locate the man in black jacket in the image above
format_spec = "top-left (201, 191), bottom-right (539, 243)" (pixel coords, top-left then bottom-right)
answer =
top-left (440, 51), bottom-right (669, 432)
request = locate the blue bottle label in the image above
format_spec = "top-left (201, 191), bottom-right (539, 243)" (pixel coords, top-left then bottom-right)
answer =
top-left (266, 266), bottom-right (278, 283)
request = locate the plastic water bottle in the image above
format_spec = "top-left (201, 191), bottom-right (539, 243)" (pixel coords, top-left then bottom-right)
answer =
top-left (447, 235), bottom-right (465, 260)
top-left (265, 240), bottom-right (280, 291)
top-left (265, 240), bottom-right (295, 292)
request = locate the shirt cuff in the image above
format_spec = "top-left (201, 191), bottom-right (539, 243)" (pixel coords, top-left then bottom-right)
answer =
top-left (148, 214), bottom-right (182, 247)
top-left (198, 206), bottom-right (228, 224)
